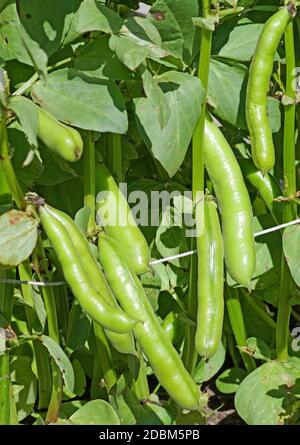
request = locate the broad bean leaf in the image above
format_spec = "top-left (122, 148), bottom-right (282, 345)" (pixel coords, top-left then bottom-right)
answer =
top-left (208, 59), bottom-right (248, 129)
top-left (194, 340), bottom-right (227, 384)
top-left (17, 0), bottom-right (75, 57)
top-left (148, 0), bottom-right (199, 63)
top-left (31, 68), bottom-right (128, 134)
top-left (135, 71), bottom-right (204, 177)
top-left (216, 367), bottom-right (248, 394)
top-left (213, 19), bottom-right (270, 62)
top-left (75, 0), bottom-right (123, 35)
top-left (9, 96), bottom-right (38, 147)
top-left (69, 400), bottom-right (120, 425)
top-left (10, 355), bottom-right (37, 421)
top-left (0, 210), bottom-right (38, 266)
top-left (235, 359), bottom-right (300, 425)
top-left (141, 69), bottom-right (170, 128)
top-left (75, 35), bottom-right (134, 80)
top-left (109, 34), bottom-right (149, 71)
top-left (283, 225), bottom-right (300, 288)
top-left (109, 18), bottom-right (169, 71)
top-left (0, 3), bottom-right (47, 74)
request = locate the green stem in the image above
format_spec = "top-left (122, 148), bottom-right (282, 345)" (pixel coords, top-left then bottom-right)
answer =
top-left (83, 132), bottom-right (96, 234)
top-left (276, 14), bottom-right (297, 362)
top-left (241, 289), bottom-right (277, 330)
top-left (0, 269), bottom-right (15, 323)
top-left (0, 118), bottom-right (26, 209)
top-left (0, 353), bottom-right (10, 425)
top-left (225, 286), bottom-right (256, 373)
top-left (183, 0), bottom-right (212, 375)
top-left (93, 322), bottom-right (117, 391)
top-left (12, 57), bottom-right (73, 97)
top-left (106, 133), bottom-right (123, 183)
top-left (33, 237), bottom-right (62, 423)
top-left (18, 261), bottom-right (52, 409)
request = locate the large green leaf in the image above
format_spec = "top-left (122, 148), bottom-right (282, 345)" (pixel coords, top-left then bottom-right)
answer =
top-left (31, 68), bottom-right (128, 133)
top-left (213, 19), bottom-right (269, 62)
top-left (148, 0), bottom-right (199, 63)
top-left (283, 224), bottom-right (300, 288)
top-left (75, 0), bottom-right (123, 34)
top-left (135, 71), bottom-right (204, 177)
top-left (69, 399), bottom-right (120, 425)
top-left (235, 359), bottom-right (300, 425)
top-left (17, 0), bottom-right (75, 57)
top-left (208, 59), bottom-right (248, 129)
top-left (0, 210), bottom-right (38, 266)
top-left (10, 355), bottom-right (37, 421)
top-left (75, 35), bottom-right (134, 80)
top-left (0, 3), bottom-right (47, 74)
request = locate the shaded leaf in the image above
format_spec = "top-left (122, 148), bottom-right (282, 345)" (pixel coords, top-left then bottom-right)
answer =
top-left (216, 367), bottom-right (248, 394)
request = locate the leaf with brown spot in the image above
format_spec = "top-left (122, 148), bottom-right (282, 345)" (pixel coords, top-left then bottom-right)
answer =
top-left (0, 210), bottom-right (38, 266)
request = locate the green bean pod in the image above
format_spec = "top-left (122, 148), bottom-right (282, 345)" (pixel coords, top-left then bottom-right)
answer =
top-left (98, 235), bottom-right (201, 410)
top-left (246, 6), bottom-right (294, 174)
top-left (204, 118), bottom-right (256, 288)
top-left (95, 162), bottom-right (149, 275)
top-left (39, 205), bottom-right (137, 334)
top-left (239, 158), bottom-right (283, 224)
top-left (45, 205), bottom-right (136, 356)
top-left (195, 199), bottom-right (224, 359)
top-left (37, 108), bottom-right (83, 163)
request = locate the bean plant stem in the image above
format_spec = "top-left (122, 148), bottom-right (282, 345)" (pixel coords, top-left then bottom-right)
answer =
top-left (0, 353), bottom-right (10, 425)
top-left (276, 9), bottom-right (297, 362)
top-left (33, 237), bottom-right (62, 422)
top-left (12, 57), bottom-right (73, 97)
top-left (225, 287), bottom-right (256, 373)
top-left (83, 131), bottom-right (96, 234)
top-left (183, 0), bottom-right (212, 375)
top-left (18, 261), bottom-right (52, 409)
top-left (93, 322), bottom-right (117, 391)
top-left (0, 118), bottom-right (26, 209)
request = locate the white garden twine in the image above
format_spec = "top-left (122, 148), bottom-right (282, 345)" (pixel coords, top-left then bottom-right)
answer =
top-left (0, 218), bottom-right (299, 287)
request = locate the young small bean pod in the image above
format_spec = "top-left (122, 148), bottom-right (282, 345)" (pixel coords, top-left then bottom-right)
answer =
top-left (98, 235), bottom-right (201, 410)
top-left (95, 162), bottom-right (149, 275)
top-left (246, 5), bottom-right (295, 174)
top-left (37, 108), bottom-right (83, 163)
top-left (239, 158), bottom-right (283, 224)
top-left (39, 205), bottom-right (137, 334)
top-left (204, 118), bottom-right (256, 288)
top-left (195, 199), bottom-right (224, 359)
